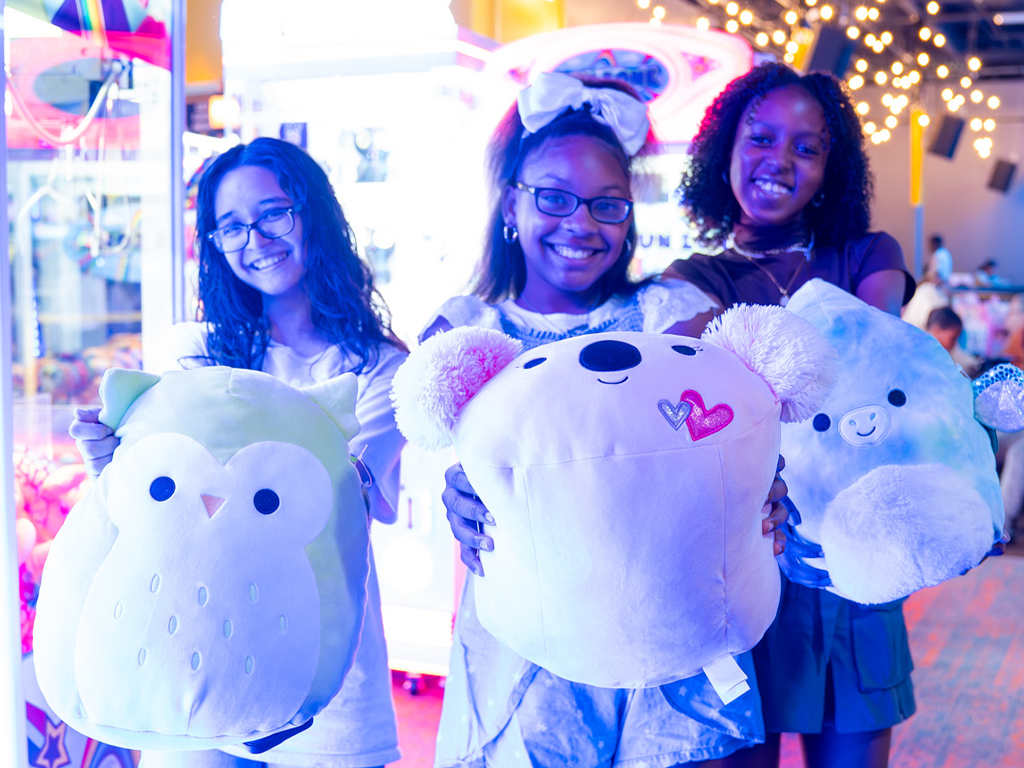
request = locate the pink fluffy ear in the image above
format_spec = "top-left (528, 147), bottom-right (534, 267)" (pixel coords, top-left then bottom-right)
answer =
top-left (391, 327), bottom-right (522, 450)
top-left (703, 304), bottom-right (839, 423)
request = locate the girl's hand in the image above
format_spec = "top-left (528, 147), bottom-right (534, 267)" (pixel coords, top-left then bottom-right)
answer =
top-left (69, 407), bottom-right (119, 480)
top-left (763, 455), bottom-right (788, 556)
top-left (442, 463), bottom-right (495, 577)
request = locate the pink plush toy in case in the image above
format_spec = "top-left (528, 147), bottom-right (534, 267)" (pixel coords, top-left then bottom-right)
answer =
top-left (391, 303), bottom-right (838, 701)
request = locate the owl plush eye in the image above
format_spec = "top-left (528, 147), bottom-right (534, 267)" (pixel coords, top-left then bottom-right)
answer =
top-left (150, 477), bottom-right (176, 502)
top-left (888, 389), bottom-right (907, 407)
top-left (523, 358), bottom-right (546, 369)
top-left (812, 414), bottom-right (832, 432)
top-left (253, 489), bottom-right (280, 515)
top-left (672, 345), bottom-right (697, 356)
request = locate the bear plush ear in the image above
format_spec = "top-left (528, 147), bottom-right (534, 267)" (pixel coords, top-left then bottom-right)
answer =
top-left (98, 368), bottom-right (162, 429)
top-left (973, 362), bottom-right (1024, 433)
top-left (303, 372), bottom-right (361, 443)
top-left (703, 303), bottom-right (839, 423)
top-left (391, 327), bottom-right (522, 450)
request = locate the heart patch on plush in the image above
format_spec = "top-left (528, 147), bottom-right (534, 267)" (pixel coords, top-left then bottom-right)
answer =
top-left (683, 390), bottom-right (734, 440)
top-left (657, 399), bottom-right (691, 430)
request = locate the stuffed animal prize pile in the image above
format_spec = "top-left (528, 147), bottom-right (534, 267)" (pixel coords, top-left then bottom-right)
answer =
top-left (33, 366), bottom-right (370, 751)
top-left (392, 304), bottom-right (838, 700)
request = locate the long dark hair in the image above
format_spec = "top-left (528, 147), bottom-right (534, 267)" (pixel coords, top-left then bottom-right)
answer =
top-left (194, 137), bottom-right (401, 372)
top-left (473, 75), bottom-right (656, 304)
top-left (679, 61), bottom-right (873, 249)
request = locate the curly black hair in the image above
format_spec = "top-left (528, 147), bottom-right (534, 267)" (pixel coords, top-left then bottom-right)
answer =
top-left (195, 137), bottom-right (402, 373)
top-left (678, 61), bottom-right (873, 249)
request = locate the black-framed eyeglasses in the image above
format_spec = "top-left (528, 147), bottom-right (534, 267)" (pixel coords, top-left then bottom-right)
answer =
top-left (207, 203), bottom-right (304, 253)
top-left (515, 181), bottom-right (633, 224)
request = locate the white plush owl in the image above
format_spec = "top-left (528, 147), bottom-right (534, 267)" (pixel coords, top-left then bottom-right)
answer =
top-left (33, 366), bottom-right (370, 751)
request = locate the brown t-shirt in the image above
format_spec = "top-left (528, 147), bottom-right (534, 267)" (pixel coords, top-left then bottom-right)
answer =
top-left (666, 231), bottom-right (916, 309)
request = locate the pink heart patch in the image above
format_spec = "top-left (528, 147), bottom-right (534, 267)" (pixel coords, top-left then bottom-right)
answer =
top-left (681, 389), bottom-right (734, 441)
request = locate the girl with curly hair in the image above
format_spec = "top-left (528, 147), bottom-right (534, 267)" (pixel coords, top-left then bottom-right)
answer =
top-left (668, 62), bottom-right (916, 768)
top-left (70, 137), bottom-right (408, 768)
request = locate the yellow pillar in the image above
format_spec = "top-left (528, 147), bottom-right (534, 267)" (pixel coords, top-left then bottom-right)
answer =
top-left (910, 108), bottom-right (925, 207)
top-left (450, 0), bottom-right (565, 43)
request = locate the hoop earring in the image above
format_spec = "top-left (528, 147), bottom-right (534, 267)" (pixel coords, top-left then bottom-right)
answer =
top-left (503, 224), bottom-right (519, 244)
top-left (812, 191), bottom-right (825, 208)
top-left (624, 237), bottom-right (634, 253)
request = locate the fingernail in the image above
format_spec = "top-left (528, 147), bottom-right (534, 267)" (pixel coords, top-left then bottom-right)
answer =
top-left (477, 537), bottom-right (493, 552)
top-left (765, 521), bottom-right (775, 533)
top-left (483, 512), bottom-right (495, 526)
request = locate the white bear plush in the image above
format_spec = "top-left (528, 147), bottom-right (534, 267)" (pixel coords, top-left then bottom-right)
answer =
top-left (780, 279), bottom-right (1018, 604)
top-left (33, 366), bottom-right (370, 751)
top-left (391, 304), bottom-right (837, 698)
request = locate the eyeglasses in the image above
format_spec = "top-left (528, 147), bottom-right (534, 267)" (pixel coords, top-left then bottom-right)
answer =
top-left (207, 203), bottom-right (304, 253)
top-left (515, 181), bottom-right (633, 224)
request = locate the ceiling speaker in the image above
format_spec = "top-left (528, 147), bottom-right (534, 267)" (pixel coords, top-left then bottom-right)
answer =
top-left (988, 160), bottom-right (1017, 193)
top-left (927, 115), bottom-right (965, 159)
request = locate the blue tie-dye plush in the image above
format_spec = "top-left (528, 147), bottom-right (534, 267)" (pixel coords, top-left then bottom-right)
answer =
top-left (780, 279), bottom-right (1006, 604)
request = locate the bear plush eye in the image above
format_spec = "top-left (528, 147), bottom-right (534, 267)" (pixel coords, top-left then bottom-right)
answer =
top-left (253, 489), bottom-right (280, 515)
top-left (149, 476), bottom-right (176, 502)
top-left (812, 414), bottom-right (832, 432)
top-left (888, 389), bottom-right (907, 407)
top-left (523, 357), bottom-right (547, 369)
top-left (672, 345), bottom-right (697, 356)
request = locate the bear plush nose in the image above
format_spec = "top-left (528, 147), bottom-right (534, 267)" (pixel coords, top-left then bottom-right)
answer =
top-left (579, 340), bottom-right (642, 372)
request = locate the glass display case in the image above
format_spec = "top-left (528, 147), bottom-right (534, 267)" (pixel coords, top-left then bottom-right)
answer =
top-left (4, 2), bottom-right (184, 765)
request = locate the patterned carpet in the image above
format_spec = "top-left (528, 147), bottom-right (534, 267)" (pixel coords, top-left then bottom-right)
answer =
top-left (391, 554), bottom-right (1024, 768)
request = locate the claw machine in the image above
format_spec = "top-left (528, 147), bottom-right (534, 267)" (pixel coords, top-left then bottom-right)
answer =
top-left (3, 0), bottom-right (185, 764)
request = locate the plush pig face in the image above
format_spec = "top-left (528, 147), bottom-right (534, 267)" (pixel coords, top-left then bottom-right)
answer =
top-left (781, 279), bottom-right (1009, 604)
top-left (33, 366), bottom-right (369, 751)
top-left (393, 304), bottom-right (837, 694)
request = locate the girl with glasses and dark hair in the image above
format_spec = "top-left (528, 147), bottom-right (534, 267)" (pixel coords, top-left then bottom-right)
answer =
top-left (69, 136), bottom-right (407, 768)
top-left (422, 72), bottom-right (790, 768)
top-left (667, 62), bottom-right (919, 768)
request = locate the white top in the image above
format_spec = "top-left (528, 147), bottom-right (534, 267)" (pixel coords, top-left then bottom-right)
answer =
top-left (160, 321), bottom-right (404, 767)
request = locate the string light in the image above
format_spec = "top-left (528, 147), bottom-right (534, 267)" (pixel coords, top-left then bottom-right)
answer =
top-left (726, 2), bottom-right (739, 15)
top-left (919, 27), bottom-right (932, 41)
top-left (653, 5), bottom-right (666, 19)
top-left (891, 61), bottom-right (904, 74)
top-left (878, 129), bottom-right (891, 141)
top-left (785, 10), bottom-right (798, 23)
top-left (820, 5), bottom-right (834, 20)
top-left (971, 89), bottom-right (983, 103)
top-left (865, 33), bottom-right (878, 46)
top-left (649, 16), bottom-right (661, 25)
top-left (917, 52), bottom-right (929, 66)
top-left (855, 6), bottom-right (868, 21)
top-left (970, 117), bottom-right (983, 131)
top-left (961, 76), bottom-right (972, 88)
top-left (773, 29), bottom-right (786, 44)
top-left (786, 40), bottom-right (800, 54)
top-left (934, 33), bottom-right (946, 46)
top-left (868, 7), bottom-right (879, 19)
top-left (882, 93), bottom-right (894, 106)
top-left (908, 70), bottom-right (921, 84)
top-left (875, 71), bottom-right (888, 85)
top-left (984, 118), bottom-right (996, 131)
top-left (936, 64), bottom-right (949, 77)
top-left (697, 16), bottom-right (711, 30)
top-left (755, 30), bottom-right (769, 45)
top-left (941, 88), bottom-right (953, 100)
top-left (864, 121), bottom-right (877, 133)
top-left (739, 9), bottom-right (753, 24)
top-left (784, 51), bottom-right (796, 62)
top-left (806, 0), bottom-right (817, 5)
top-left (968, 57), bottom-right (982, 71)
top-left (638, 0), bottom-right (650, 8)
top-left (726, 18), bottom-right (739, 32)
top-left (872, 39), bottom-right (885, 52)
top-left (885, 115), bottom-right (898, 128)
top-left (974, 137), bottom-right (992, 157)
top-left (856, 59), bottom-right (869, 72)
top-left (917, 114), bottom-right (930, 127)
top-left (988, 95), bottom-right (1000, 109)
top-left (847, 26), bottom-right (860, 39)
top-left (849, 74), bottom-right (866, 89)
top-left (926, 1), bottom-right (940, 13)
top-left (880, 31), bottom-right (893, 45)
top-left (857, 101), bottom-right (870, 114)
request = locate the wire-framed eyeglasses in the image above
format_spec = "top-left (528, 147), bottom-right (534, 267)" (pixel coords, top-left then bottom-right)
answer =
top-left (515, 181), bottom-right (633, 224)
top-left (207, 203), bottom-right (304, 253)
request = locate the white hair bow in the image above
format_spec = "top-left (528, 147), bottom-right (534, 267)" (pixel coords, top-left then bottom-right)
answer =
top-left (517, 71), bottom-right (651, 157)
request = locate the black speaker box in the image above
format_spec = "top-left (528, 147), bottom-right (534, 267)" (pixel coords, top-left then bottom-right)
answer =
top-left (989, 160), bottom-right (1017, 193)
top-left (803, 26), bottom-right (855, 78)
top-left (928, 115), bottom-right (965, 158)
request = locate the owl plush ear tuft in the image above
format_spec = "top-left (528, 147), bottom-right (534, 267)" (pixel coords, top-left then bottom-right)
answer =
top-left (703, 303), bottom-right (839, 423)
top-left (98, 368), bottom-right (162, 429)
top-left (302, 372), bottom-right (360, 442)
top-left (391, 327), bottom-right (522, 450)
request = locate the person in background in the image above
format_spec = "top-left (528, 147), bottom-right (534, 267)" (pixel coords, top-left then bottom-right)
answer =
top-left (926, 306), bottom-right (982, 376)
top-left (974, 259), bottom-right (1005, 288)
top-left (426, 72), bottom-right (790, 768)
top-left (926, 234), bottom-right (953, 286)
top-left (69, 137), bottom-right (407, 768)
top-left (669, 61), bottom-right (916, 768)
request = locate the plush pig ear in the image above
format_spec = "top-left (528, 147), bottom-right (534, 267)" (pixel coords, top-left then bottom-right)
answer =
top-left (973, 363), bottom-right (1024, 432)
top-left (391, 327), bottom-right (522, 450)
top-left (703, 304), bottom-right (839, 423)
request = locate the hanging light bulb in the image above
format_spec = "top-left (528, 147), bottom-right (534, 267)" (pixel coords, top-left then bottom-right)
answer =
top-left (820, 5), bottom-right (834, 20)
top-left (926, 1), bottom-right (940, 13)
top-left (880, 31), bottom-right (893, 45)
top-left (865, 33), bottom-right (878, 46)
top-left (755, 31), bottom-right (769, 45)
top-left (773, 29), bottom-right (786, 44)
top-left (882, 93), bottom-right (894, 106)
top-left (937, 64), bottom-right (949, 78)
top-left (891, 61), bottom-right (904, 74)
top-left (872, 39), bottom-right (885, 52)
top-left (726, 1), bottom-right (739, 14)
top-left (919, 27), bottom-right (932, 41)
top-left (934, 33), bottom-right (946, 46)
top-left (960, 76), bottom-right (972, 88)
top-left (918, 52), bottom-right (930, 66)
top-left (740, 9), bottom-right (754, 24)
top-left (971, 89), bottom-right (984, 103)
top-left (653, 5), bottom-right (666, 19)
top-left (988, 95), bottom-right (1000, 109)
top-left (697, 16), bottom-right (711, 30)
top-left (875, 71), bottom-right (888, 85)
top-left (726, 18), bottom-right (739, 32)
top-left (849, 74), bottom-right (866, 89)
top-left (785, 10), bottom-right (799, 23)
top-left (968, 57), bottom-right (982, 71)
top-left (856, 58), bottom-right (869, 72)
top-left (908, 70), bottom-right (921, 84)
top-left (917, 114), bottom-right (930, 127)
top-left (868, 7), bottom-right (879, 19)
top-left (847, 26), bottom-right (861, 39)
top-left (941, 88), bottom-right (953, 100)
top-left (784, 51), bottom-right (796, 63)
top-left (970, 117), bottom-right (983, 131)
top-left (864, 121), bottom-right (877, 133)
top-left (857, 101), bottom-right (870, 114)
top-left (638, 0), bottom-right (651, 7)
top-left (885, 115), bottom-right (898, 128)
top-left (984, 118), bottom-right (996, 131)
top-left (878, 129), bottom-right (891, 141)
top-left (855, 6), bottom-right (868, 21)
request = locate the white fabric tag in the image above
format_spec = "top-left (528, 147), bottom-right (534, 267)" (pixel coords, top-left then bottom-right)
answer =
top-left (702, 654), bottom-right (750, 704)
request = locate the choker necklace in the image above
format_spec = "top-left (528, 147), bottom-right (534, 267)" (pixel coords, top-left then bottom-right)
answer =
top-left (515, 293), bottom-right (603, 333)
top-left (726, 232), bottom-right (815, 307)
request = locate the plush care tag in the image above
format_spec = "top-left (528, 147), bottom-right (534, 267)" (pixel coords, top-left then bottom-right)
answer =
top-left (702, 654), bottom-right (750, 704)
